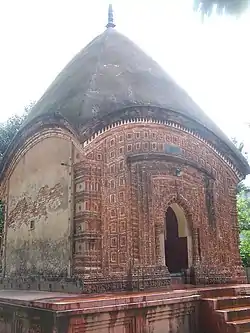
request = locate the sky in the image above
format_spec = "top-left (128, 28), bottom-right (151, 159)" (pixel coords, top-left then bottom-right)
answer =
top-left (0, 0), bottom-right (250, 176)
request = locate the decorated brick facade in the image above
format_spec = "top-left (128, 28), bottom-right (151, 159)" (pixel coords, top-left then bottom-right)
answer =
top-left (0, 113), bottom-right (246, 293)
top-left (0, 25), bottom-right (248, 293)
top-left (69, 118), bottom-right (245, 290)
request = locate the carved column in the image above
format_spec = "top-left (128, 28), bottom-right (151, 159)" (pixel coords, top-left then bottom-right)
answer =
top-left (156, 222), bottom-right (165, 266)
top-left (130, 163), bottom-right (140, 266)
top-left (1, 181), bottom-right (9, 278)
top-left (67, 142), bottom-right (74, 278)
top-left (192, 227), bottom-right (200, 266)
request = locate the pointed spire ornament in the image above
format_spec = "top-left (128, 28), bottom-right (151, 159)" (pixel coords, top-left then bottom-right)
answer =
top-left (106, 4), bottom-right (116, 28)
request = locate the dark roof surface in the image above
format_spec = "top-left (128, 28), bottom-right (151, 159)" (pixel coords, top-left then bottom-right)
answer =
top-left (25, 28), bottom-right (218, 128)
top-left (25, 28), bottom-right (249, 174)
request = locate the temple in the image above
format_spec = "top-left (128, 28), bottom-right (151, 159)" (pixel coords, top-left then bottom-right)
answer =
top-left (0, 5), bottom-right (250, 333)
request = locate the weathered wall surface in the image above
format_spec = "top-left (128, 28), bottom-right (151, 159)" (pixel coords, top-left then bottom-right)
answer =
top-left (0, 304), bottom-right (53, 333)
top-left (0, 294), bottom-right (199, 333)
top-left (5, 136), bottom-right (71, 277)
top-left (66, 299), bottom-right (199, 333)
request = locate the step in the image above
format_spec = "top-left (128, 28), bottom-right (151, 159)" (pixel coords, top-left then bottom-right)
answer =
top-left (217, 307), bottom-right (250, 322)
top-left (217, 297), bottom-right (250, 310)
top-left (200, 287), bottom-right (238, 298)
top-left (227, 319), bottom-right (250, 333)
top-left (202, 296), bottom-right (250, 310)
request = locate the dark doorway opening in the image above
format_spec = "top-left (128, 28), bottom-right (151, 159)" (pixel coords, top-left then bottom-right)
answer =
top-left (165, 206), bottom-right (188, 274)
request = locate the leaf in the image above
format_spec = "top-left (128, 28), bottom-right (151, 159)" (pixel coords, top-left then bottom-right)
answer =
top-left (0, 102), bottom-right (35, 156)
top-left (240, 230), bottom-right (250, 266)
top-left (237, 195), bottom-right (250, 231)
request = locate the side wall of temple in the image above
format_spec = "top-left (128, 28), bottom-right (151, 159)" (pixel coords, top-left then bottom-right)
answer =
top-left (4, 136), bottom-right (72, 277)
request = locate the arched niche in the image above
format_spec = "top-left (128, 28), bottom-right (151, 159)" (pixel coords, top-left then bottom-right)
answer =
top-left (163, 203), bottom-right (193, 274)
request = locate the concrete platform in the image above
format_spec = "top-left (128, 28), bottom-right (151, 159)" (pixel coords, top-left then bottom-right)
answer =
top-left (0, 285), bottom-right (250, 332)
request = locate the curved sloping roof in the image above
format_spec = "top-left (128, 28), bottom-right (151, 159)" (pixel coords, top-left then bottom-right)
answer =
top-left (24, 28), bottom-right (249, 174)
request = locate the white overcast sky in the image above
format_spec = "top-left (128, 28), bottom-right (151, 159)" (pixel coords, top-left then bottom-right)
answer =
top-left (0, 0), bottom-right (250, 169)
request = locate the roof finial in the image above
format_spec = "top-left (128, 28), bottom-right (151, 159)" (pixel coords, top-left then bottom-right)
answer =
top-left (106, 4), bottom-right (116, 28)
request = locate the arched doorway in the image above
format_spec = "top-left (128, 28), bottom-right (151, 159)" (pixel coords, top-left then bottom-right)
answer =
top-left (164, 204), bottom-right (192, 274)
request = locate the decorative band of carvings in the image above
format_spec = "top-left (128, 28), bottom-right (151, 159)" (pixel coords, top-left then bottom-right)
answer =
top-left (127, 153), bottom-right (215, 179)
top-left (83, 118), bottom-right (243, 179)
top-left (0, 271), bottom-right (171, 294)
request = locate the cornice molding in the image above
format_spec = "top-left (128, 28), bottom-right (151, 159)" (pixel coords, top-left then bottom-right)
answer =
top-left (82, 117), bottom-right (243, 180)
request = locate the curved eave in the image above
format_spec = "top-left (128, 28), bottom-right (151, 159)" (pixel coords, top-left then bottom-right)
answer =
top-left (78, 104), bottom-right (250, 178)
top-left (0, 113), bottom-right (80, 182)
top-left (26, 99), bottom-right (250, 179)
top-left (0, 108), bottom-right (249, 185)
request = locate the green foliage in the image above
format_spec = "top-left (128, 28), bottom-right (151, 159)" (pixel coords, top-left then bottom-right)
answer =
top-left (233, 136), bottom-right (250, 266)
top-left (237, 189), bottom-right (250, 266)
top-left (0, 102), bottom-right (35, 158)
top-left (240, 231), bottom-right (250, 266)
top-left (237, 193), bottom-right (250, 231)
top-left (194, 0), bottom-right (250, 17)
top-left (232, 138), bottom-right (248, 194)
top-left (238, 182), bottom-right (249, 194)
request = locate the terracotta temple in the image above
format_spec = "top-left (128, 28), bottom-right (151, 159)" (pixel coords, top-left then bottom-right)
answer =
top-left (0, 5), bottom-right (250, 333)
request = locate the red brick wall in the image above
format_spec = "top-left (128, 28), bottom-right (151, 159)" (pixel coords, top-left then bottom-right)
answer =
top-left (73, 160), bottom-right (103, 275)
top-left (75, 121), bottom-right (245, 285)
